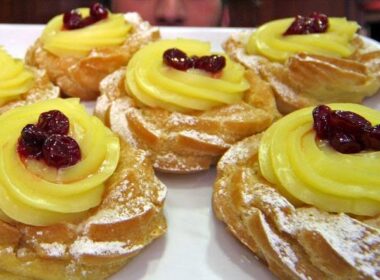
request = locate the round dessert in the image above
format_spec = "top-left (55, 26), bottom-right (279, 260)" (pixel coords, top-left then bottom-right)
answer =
top-left (0, 98), bottom-right (167, 279)
top-left (0, 47), bottom-right (59, 114)
top-left (213, 103), bottom-right (380, 279)
top-left (224, 13), bottom-right (380, 114)
top-left (95, 38), bottom-right (280, 173)
top-left (26, 3), bottom-right (160, 100)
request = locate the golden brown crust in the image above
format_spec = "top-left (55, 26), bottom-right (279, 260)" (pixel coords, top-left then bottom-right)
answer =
top-left (94, 68), bottom-right (280, 173)
top-left (213, 134), bottom-right (380, 280)
top-left (224, 33), bottom-right (380, 114)
top-left (0, 67), bottom-right (59, 115)
top-left (355, 50), bottom-right (380, 80)
top-left (25, 13), bottom-right (160, 100)
top-left (0, 140), bottom-right (167, 280)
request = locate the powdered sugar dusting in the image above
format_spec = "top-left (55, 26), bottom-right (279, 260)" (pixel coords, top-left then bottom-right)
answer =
top-left (257, 211), bottom-right (309, 279)
top-left (168, 113), bottom-right (197, 126)
top-left (154, 152), bottom-right (203, 171)
top-left (0, 247), bottom-right (13, 254)
top-left (40, 242), bottom-right (67, 257)
top-left (85, 198), bottom-right (153, 226)
top-left (216, 138), bottom-right (380, 279)
top-left (219, 139), bottom-right (253, 168)
top-left (290, 209), bottom-right (380, 278)
top-left (221, 145), bottom-right (249, 167)
top-left (70, 237), bottom-right (143, 258)
top-left (180, 130), bottom-right (228, 147)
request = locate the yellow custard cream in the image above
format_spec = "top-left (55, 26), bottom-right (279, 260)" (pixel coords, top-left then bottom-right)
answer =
top-left (41, 8), bottom-right (132, 57)
top-left (125, 39), bottom-right (250, 112)
top-left (259, 103), bottom-right (380, 216)
top-left (246, 17), bottom-right (360, 62)
top-left (0, 48), bottom-right (35, 106)
top-left (0, 98), bottom-right (120, 226)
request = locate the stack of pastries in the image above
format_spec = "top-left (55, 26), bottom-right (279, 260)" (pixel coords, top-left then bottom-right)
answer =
top-left (0, 4), bottom-right (380, 280)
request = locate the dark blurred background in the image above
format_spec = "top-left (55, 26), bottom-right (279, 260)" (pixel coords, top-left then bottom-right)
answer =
top-left (0, 0), bottom-right (380, 40)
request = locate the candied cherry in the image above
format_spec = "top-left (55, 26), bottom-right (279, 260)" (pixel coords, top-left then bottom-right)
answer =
top-left (163, 48), bottom-right (193, 71)
top-left (284, 12), bottom-right (329, 36)
top-left (193, 55), bottom-right (226, 73)
top-left (312, 104), bottom-right (380, 154)
top-left (63, 10), bottom-right (83, 30)
top-left (310, 12), bottom-right (328, 33)
top-left (17, 110), bottom-right (82, 168)
top-left (312, 105), bottom-right (331, 139)
top-left (42, 135), bottom-right (81, 168)
top-left (37, 110), bottom-right (69, 135)
top-left (361, 125), bottom-right (380, 150)
top-left (329, 110), bottom-right (371, 137)
top-left (90, 2), bottom-right (108, 20)
top-left (17, 124), bottom-right (47, 159)
top-left (163, 48), bottom-right (226, 73)
top-left (329, 131), bottom-right (362, 154)
top-left (63, 2), bottom-right (108, 30)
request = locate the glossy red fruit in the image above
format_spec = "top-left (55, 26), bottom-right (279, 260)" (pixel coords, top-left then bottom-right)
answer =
top-left (361, 125), bottom-right (380, 150)
top-left (21, 124), bottom-right (47, 144)
top-left (329, 131), bottom-right (362, 154)
top-left (90, 2), bottom-right (108, 20)
top-left (328, 110), bottom-right (371, 137)
top-left (312, 105), bottom-right (380, 154)
top-left (42, 135), bottom-right (81, 168)
top-left (193, 55), bottom-right (226, 73)
top-left (312, 105), bottom-right (331, 139)
top-left (310, 12), bottom-right (328, 33)
top-left (18, 138), bottom-right (43, 159)
top-left (284, 12), bottom-right (329, 35)
top-left (37, 110), bottom-right (69, 135)
top-left (63, 10), bottom-right (83, 30)
top-left (17, 124), bottom-right (47, 159)
top-left (79, 16), bottom-right (96, 28)
top-left (63, 3), bottom-right (108, 30)
top-left (163, 48), bottom-right (193, 71)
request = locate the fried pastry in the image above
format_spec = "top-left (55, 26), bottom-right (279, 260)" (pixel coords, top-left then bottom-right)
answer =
top-left (224, 14), bottom-right (380, 114)
top-left (26, 3), bottom-right (159, 100)
top-left (0, 47), bottom-right (59, 114)
top-left (95, 39), bottom-right (280, 173)
top-left (0, 98), bottom-right (167, 279)
top-left (213, 103), bottom-right (380, 279)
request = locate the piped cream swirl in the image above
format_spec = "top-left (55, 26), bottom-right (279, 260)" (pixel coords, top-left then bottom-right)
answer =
top-left (259, 103), bottom-right (380, 216)
top-left (246, 18), bottom-right (360, 62)
top-left (0, 98), bottom-right (120, 226)
top-left (0, 47), bottom-right (35, 106)
top-left (41, 8), bottom-right (132, 57)
top-left (125, 39), bottom-right (250, 112)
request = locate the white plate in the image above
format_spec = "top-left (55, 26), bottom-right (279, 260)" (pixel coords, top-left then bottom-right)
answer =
top-left (0, 25), bottom-right (379, 280)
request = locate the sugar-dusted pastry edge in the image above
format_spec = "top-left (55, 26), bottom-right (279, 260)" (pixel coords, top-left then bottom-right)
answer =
top-left (0, 67), bottom-right (60, 115)
top-left (223, 31), bottom-right (380, 114)
top-left (0, 140), bottom-right (167, 280)
top-left (25, 12), bottom-right (160, 100)
top-left (94, 66), bottom-right (281, 173)
top-left (213, 134), bottom-right (380, 280)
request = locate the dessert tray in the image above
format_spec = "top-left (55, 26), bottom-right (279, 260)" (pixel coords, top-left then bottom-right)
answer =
top-left (0, 24), bottom-right (379, 280)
